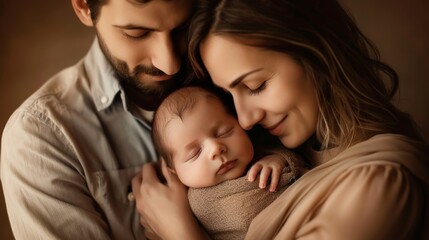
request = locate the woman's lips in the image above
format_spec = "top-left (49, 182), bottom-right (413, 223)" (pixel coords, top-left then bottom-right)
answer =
top-left (217, 159), bottom-right (238, 175)
top-left (267, 116), bottom-right (287, 135)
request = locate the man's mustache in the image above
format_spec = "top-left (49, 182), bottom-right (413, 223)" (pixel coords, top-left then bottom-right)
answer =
top-left (133, 65), bottom-right (166, 76)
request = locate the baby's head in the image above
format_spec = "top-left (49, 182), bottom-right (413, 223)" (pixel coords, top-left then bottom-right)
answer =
top-left (152, 86), bottom-right (254, 188)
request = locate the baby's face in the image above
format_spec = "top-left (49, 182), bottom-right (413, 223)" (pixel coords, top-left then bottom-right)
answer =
top-left (165, 96), bottom-right (254, 188)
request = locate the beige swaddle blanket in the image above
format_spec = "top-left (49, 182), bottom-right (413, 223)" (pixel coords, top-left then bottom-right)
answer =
top-left (188, 152), bottom-right (305, 240)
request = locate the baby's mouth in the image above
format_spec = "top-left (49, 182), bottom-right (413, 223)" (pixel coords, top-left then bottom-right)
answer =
top-left (217, 159), bottom-right (238, 175)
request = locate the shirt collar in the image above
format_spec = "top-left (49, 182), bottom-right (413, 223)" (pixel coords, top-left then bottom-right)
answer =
top-left (84, 38), bottom-right (124, 111)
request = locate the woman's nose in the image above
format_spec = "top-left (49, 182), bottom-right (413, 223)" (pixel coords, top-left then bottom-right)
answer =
top-left (234, 98), bottom-right (263, 130)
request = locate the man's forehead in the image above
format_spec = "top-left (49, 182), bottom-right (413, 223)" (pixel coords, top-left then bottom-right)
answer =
top-left (126, 0), bottom-right (183, 7)
top-left (126, 0), bottom-right (168, 5)
top-left (105, 0), bottom-right (192, 29)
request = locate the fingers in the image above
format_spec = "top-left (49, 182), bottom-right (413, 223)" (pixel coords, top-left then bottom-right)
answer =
top-left (144, 229), bottom-right (161, 240)
top-left (248, 164), bottom-right (281, 191)
top-left (161, 159), bottom-right (187, 192)
top-left (142, 219), bottom-right (161, 240)
top-left (131, 163), bottom-right (163, 213)
top-left (140, 216), bottom-right (160, 240)
top-left (131, 170), bottom-right (143, 201)
top-left (131, 162), bottom-right (185, 240)
top-left (247, 164), bottom-right (263, 182)
top-left (269, 170), bottom-right (280, 192)
top-left (141, 162), bottom-right (161, 185)
top-left (248, 163), bottom-right (274, 189)
top-left (140, 216), bottom-right (149, 229)
top-left (160, 159), bottom-right (171, 185)
top-left (258, 167), bottom-right (272, 189)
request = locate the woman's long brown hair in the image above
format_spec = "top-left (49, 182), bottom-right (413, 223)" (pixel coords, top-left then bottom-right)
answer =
top-left (189, 0), bottom-right (423, 149)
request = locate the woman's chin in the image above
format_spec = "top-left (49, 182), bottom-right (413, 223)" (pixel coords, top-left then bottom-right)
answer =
top-left (279, 136), bottom-right (302, 149)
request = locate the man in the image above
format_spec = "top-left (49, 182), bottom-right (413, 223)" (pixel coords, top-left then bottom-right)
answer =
top-left (1, 0), bottom-right (193, 239)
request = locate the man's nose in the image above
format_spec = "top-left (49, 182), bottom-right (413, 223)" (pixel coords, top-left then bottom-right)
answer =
top-left (151, 33), bottom-right (181, 76)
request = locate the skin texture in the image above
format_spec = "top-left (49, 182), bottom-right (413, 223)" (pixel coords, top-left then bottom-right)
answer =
top-left (200, 35), bottom-right (319, 149)
top-left (164, 95), bottom-right (255, 188)
top-left (72, 0), bottom-right (193, 109)
top-left (156, 87), bottom-right (286, 190)
top-left (131, 33), bottom-right (320, 239)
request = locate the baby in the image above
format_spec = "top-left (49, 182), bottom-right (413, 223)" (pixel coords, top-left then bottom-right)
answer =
top-left (151, 86), bottom-right (303, 239)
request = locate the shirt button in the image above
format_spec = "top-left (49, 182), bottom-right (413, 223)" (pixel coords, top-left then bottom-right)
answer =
top-left (127, 192), bottom-right (135, 202)
top-left (100, 96), bottom-right (108, 104)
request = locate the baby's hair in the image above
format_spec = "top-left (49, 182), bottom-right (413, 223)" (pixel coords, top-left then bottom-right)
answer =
top-left (152, 86), bottom-right (228, 167)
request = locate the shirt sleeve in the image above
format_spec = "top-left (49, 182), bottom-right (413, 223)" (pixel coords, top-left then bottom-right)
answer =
top-left (1, 108), bottom-right (111, 239)
top-left (296, 162), bottom-right (424, 240)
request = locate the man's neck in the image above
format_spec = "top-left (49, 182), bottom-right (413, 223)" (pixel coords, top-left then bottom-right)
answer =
top-left (121, 84), bottom-right (162, 111)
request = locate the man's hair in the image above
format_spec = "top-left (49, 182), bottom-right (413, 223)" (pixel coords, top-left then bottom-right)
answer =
top-left (85, 0), bottom-right (107, 22)
top-left (152, 86), bottom-right (229, 167)
top-left (86, 0), bottom-right (153, 22)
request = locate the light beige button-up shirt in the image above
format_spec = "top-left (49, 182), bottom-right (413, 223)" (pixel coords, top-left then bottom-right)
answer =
top-left (1, 40), bottom-right (157, 239)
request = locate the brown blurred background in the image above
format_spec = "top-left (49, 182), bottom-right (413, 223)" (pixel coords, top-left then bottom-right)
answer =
top-left (0, 1), bottom-right (428, 239)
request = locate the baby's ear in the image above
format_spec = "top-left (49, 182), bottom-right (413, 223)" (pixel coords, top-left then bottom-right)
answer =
top-left (167, 167), bottom-right (177, 175)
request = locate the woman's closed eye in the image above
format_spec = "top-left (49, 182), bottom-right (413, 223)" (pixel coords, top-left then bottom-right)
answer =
top-left (248, 81), bottom-right (267, 96)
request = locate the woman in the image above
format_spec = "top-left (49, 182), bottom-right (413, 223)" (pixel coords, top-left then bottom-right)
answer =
top-left (132, 0), bottom-right (429, 239)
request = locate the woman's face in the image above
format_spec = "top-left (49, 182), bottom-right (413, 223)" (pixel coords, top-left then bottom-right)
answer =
top-left (200, 35), bottom-right (319, 148)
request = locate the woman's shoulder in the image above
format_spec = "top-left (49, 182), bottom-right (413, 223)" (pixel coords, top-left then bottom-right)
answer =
top-left (334, 158), bottom-right (419, 189)
top-left (306, 150), bottom-right (424, 196)
top-left (308, 160), bottom-right (425, 239)
top-left (322, 133), bottom-right (429, 183)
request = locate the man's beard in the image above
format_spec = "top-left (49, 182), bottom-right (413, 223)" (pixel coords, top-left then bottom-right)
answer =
top-left (96, 32), bottom-right (184, 98)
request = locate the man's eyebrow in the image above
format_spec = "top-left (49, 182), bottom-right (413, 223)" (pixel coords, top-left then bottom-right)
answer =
top-left (112, 24), bottom-right (154, 31)
top-left (229, 68), bottom-right (264, 88)
top-left (126, 0), bottom-right (151, 6)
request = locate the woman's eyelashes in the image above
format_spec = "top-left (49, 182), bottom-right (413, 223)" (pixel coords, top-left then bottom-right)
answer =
top-left (245, 73), bottom-right (273, 96)
top-left (248, 81), bottom-right (267, 96)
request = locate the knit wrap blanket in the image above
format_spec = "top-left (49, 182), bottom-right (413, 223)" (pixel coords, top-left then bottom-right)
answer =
top-left (188, 152), bottom-right (305, 240)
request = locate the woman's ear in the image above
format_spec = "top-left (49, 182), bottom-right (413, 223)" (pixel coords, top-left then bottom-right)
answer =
top-left (71, 0), bottom-right (94, 27)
